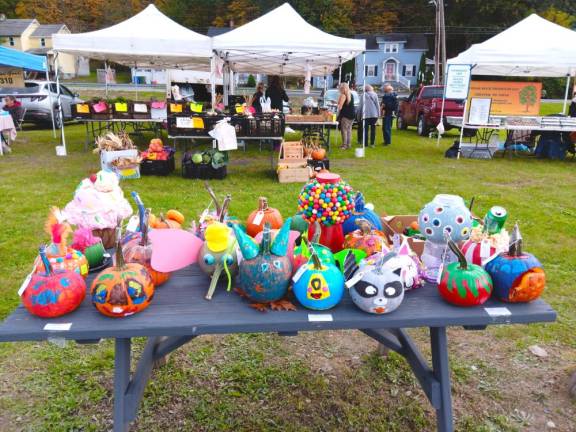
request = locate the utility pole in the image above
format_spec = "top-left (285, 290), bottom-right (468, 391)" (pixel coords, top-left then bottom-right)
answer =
top-left (431, 0), bottom-right (446, 85)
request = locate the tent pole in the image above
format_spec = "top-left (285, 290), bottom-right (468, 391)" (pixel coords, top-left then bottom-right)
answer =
top-left (210, 53), bottom-right (217, 111)
top-left (338, 57), bottom-right (342, 84)
top-left (362, 51), bottom-right (366, 154)
top-left (134, 63), bottom-right (138, 100)
top-left (104, 61), bottom-right (109, 98)
top-left (223, 62), bottom-right (229, 106)
top-left (55, 54), bottom-right (67, 156)
top-left (562, 74), bottom-right (571, 114)
top-left (456, 96), bottom-right (469, 160)
top-left (46, 54), bottom-right (56, 138)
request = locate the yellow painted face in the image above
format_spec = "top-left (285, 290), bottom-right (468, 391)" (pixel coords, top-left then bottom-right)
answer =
top-left (306, 273), bottom-right (330, 301)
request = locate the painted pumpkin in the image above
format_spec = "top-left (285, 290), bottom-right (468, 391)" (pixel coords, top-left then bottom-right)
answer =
top-left (438, 235), bottom-right (493, 307)
top-left (343, 219), bottom-right (389, 257)
top-left (341, 192), bottom-right (383, 235)
top-left (484, 223), bottom-right (545, 303)
top-left (123, 209), bottom-right (171, 287)
top-left (343, 251), bottom-right (405, 314)
top-left (35, 246), bottom-right (89, 278)
top-left (290, 214), bottom-right (309, 234)
top-left (23, 246), bottom-right (86, 318)
top-left (231, 219), bottom-right (292, 303)
top-left (292, 244), bottom-right (344, 310)
top-left (293, 234), bottom-right (336, 271)
top-left (418, 194), bottom-right (472, 244)
top-left (246, 197), bottom-right (283, 237)
top-left (255, 229), bottom-right (300, 268)
top-left (461, 239), bottom-right (497, 267)
top-left (91, 227), bottom-right (155, 318)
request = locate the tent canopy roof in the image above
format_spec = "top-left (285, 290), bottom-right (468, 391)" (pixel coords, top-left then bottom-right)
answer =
top-left (212, 3), bottom-right (365, 76)
top-left (0, 46), bottom-right (46, 71)
top-left (53, 4), bottom-right (212, 70)
top-left (448, 14), bottom-right (576, 77)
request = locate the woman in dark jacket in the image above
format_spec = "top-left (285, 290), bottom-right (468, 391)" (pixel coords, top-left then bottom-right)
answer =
top-left (250, 82), bottom-right (265, 113)
top-left (265, 76), bottom-right (289, 112)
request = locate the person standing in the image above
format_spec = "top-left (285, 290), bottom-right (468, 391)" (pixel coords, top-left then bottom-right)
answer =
top-left (381, 85), bottom-right (398, 146)
top-left (337, 82), bottom-right (355, 149)
top-left (250, 82), bottom-right (265, 113)
top-left (569, 91), bottom-right (576, 118)
top-left (357, 84), bottom-right (380, 147)
top-left (265, 76), bottom-right (289, 112)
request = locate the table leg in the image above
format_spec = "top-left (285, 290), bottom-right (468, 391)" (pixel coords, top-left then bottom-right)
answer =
top-left (84, 121), bottom-right (89, 152)
top-left (113, 338), bottom-right (131, 432)
top-left (431, 327), bottom-right (454, 432)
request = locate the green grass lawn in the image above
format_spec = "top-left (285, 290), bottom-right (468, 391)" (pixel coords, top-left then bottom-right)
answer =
top-left (0, 104), bottom-right (574, 431)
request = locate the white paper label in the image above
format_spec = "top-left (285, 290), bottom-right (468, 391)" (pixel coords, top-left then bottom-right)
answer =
top-left (480, 239), bottom-right (491, 258)
top-left (176, 117), bottom-right (193, 128)
top-left (43, 323), bottom-right (72, 331)
top-left (308, 314), bottom-right (333, 322)
top-left (345, 271), bottom-right (365, 288)
top-left (126, 215), bottom-right (140, 233)
top-left (252, 211), bottom-right (264, 226)
top-left (436, 264), bottom-right (444, 284)
top-left (18, 273), bottom-right (33, 296)
top-left (484, 307), bottom-right (511, 318)
top-left (133, 103), bottom-right (147, 113)
top-left (292, 265), bottom-right (308, 283)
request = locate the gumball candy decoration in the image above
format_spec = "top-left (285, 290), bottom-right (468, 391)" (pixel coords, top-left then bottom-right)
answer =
top-left (485, 223), bottom-right (545, 303)
top-left (292, 242), bottom-right (345, 310)
top-left (91, 226), bottom-right (155, 318)
top-left (246, 196), bottom-right (283, 237)
top-left (22, 246), bottom-right (86, 318)
top-left (438, 235), bottom-right (493, 307)
top-left (297, 173), bottom-right (354, 253)
top-left (343, 219), bottom-right (390, 257)
top-left (341, 192), bottom-right (383, 235)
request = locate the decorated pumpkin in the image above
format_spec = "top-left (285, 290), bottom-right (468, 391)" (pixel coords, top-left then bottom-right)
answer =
top-left (343, 251), bottom-right (405, 314)
top-left (231, 219), bottom-right (292, 303)
top-left (255, 228), bottom-right (300, 268)
top-left (461, 239), bottom-right (497, 267)
top-left (123, 209), bottom-right (171, 287)
top-left (91, 227), bottom-right (155, 318)
top-left (290, 214), bottom-right (309, 234)
top-left (22, 246), bottom-right (86, 318)
top-left (418, 194), bottom-right (472, 244)
top-left (246, 197), bottom-right (283, 237)
top-left (293, 238), bottom-right (335, 271)
top-left (292, 243), bottom-right (344, 310)
top-left (35, 207), bottom-right (89, 277)
top-left (343, 219), bottom-right (389, 257)
top-left (341, 192), bottom-right (383, 235)
top-left (438, 235), bottom-right (493, 307)
top-left (484, 223), bottom-right (545, 303)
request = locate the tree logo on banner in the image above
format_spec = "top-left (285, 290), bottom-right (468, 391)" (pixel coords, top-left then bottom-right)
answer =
top-left (519, 85), bottom-right (537, 113)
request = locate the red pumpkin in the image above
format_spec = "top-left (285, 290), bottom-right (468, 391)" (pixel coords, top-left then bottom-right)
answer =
top-left (246, 197), bottom-right (283, 237)
top-left (91, 227), bottom-right (155, 318)
top-left (343, 219), bottom-right (389, 256)
top-left (23, 246), bottom-right (86, 318)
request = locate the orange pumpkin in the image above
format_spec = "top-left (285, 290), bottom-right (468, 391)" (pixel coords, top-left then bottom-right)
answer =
top-left (153, 213), bottom-right (181, 229)
top-left (166, 209), bottom-right (185, 225)
top-left (311, 148), bottom-right (326, 161)
top-left (90, 227), bottom-right (155, 318)
top-left (343, 219), bottom-right (390, 256)
top-left (246, 197), bottom-right (283, 237)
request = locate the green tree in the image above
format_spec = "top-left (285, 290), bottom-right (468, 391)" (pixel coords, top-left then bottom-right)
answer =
top-left (519, 85), bottom-right (537, 112)
top-left (540, 6), bottom-right (575, 28)
top-left (246, 74), bottom-right (256, 87)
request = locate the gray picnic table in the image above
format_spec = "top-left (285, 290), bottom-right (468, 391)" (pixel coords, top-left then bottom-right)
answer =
top-left (0, 264), bottom-right (556, 432)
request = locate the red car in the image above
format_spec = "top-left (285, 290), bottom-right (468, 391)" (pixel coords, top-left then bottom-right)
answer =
top-left (397, 85), bottom-right (465, 136)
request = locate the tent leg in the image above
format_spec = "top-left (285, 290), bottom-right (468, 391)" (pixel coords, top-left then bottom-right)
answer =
top-left (210, 54), bottom-right (217, 111)
top-left (55, 55), bottom-right (67, 156)
top-left (46, 59), bottom-right (56, 138)
top-left (562, 74), bottom-right (571, 114)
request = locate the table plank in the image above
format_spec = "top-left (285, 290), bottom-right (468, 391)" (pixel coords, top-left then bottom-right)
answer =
top-left (0, 265), bottom-right (556, 343)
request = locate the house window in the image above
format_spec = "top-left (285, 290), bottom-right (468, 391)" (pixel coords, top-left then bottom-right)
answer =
top-left (8, 37), bottom-right (15, 46)
top-left (402, 64), bottom-right (417, 77)
top-left (40, 38), bottom-right (46, 47)
top-left (364, 65), bottom-right (378, 77)
top-left (384, 43), bottom-right (399, 54)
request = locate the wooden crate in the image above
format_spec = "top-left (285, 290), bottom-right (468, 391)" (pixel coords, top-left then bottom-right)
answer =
top-left (277, 141), bottom-right (309, 183)
top-left (280, 141), bottom-right (304, 159)
top-left (278, 166), bottom-right (310, 183)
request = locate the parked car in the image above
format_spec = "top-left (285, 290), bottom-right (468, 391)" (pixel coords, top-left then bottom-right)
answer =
top-left (0, 80), bottom-right (83, 127)
top-left (397, 85), bottom-right (464, 136)
top-left (320, 88), bottom-right (360, 113)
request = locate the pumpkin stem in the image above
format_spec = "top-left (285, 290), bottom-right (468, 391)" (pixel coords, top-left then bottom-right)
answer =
top-left (260, 223), bottom-right (271, 255)
top-left (306, 241), bottom-right (323, 270)
top-left (509, 222), bottom-right (523, 256)
top-left (355, 218), bottom-right (372, 235)
top-left (311, 221), bottom-right (321, 243)
top-left (204, 181), bottom-right (222, 216)
top-left (219, 194), bottom-right (231, 222)
top-left (258, 196), bottom-right (269, 211)
top-left (115, 223), bottom-right (125, 269)
top-left (445, 233), bottom-right (468, 270)
top-left (39, 245), bottom-right (52, 276)
top-left (131, 191), bottom-right (146, 233)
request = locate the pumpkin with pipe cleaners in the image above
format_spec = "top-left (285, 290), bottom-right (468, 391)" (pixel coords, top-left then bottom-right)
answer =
top-left (484, 223), bottom-right (545, 303)
top-left (246, 196), bottom-right (283, 237)
top-left (122, 208), bottom-right (171, 287)
top-left (343, 251), bottom-right (405, 314)
top-left (231, 219), bottom-right (295, 311)
top-left (91, 225), bottom-right (155, 318)
top-left (292, 241), bottom-right (344, 310)
top-left (293, 222), bottom-right (336, 272)
top-left (193, 182), bottom-right (237, 240)
top-left (23, 246), bottom-right (86, 318)
top-left (341, 192), bottom-right (383, 235)
top-left (438, 234), bottom-right (493, 307)
top-left (34, 207), bottom-right (89, 278)
top-left (343, 218), bottom-right (390, 257)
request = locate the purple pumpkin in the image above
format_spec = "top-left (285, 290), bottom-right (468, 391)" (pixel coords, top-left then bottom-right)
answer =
top-left (342, 192), bottom-right (382, 235)
top-left (231, 219), bottom-right (293, 303)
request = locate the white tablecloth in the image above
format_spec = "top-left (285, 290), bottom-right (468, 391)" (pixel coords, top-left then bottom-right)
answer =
top-left (0, 115), bottom-right (17, 141)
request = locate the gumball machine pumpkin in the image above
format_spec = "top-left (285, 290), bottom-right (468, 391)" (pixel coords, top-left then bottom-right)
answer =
top-left (22, 246), bottom-right (87, 318)
top-left (438, 235), bottom-right (493, 307)
top-left (485, 223), bottom-right (545, 303)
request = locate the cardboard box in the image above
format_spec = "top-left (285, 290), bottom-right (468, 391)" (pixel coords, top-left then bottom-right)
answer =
top-left (381, 215), bottom-right (424, 257)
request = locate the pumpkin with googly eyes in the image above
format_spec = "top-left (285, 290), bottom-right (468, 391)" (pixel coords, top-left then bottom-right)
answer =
top-left (418, 194), bottom-right (472, 244)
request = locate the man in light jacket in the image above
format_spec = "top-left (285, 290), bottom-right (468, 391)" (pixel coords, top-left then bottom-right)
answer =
top-left (357, 84), bottom-right (380, 147)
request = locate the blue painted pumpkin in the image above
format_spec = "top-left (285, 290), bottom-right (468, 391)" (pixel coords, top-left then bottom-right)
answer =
top-left (418, 194), bottom-right (472, 244)
top-left (293, 252), bottom-right (345, 310)
top-left (342, 192), bottom-right (382, 235)
top-left (484, 224), bottom-right (545, 303)
top-left (231, 219), bottom-right (292, 303)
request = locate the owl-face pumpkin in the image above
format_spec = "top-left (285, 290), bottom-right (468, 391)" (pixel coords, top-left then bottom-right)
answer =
top-left (418, 194), bottom-right (472, 243)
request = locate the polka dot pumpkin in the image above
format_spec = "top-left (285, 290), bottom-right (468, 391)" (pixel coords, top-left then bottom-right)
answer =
top-left (418, 194), bottom-right (472, 243)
